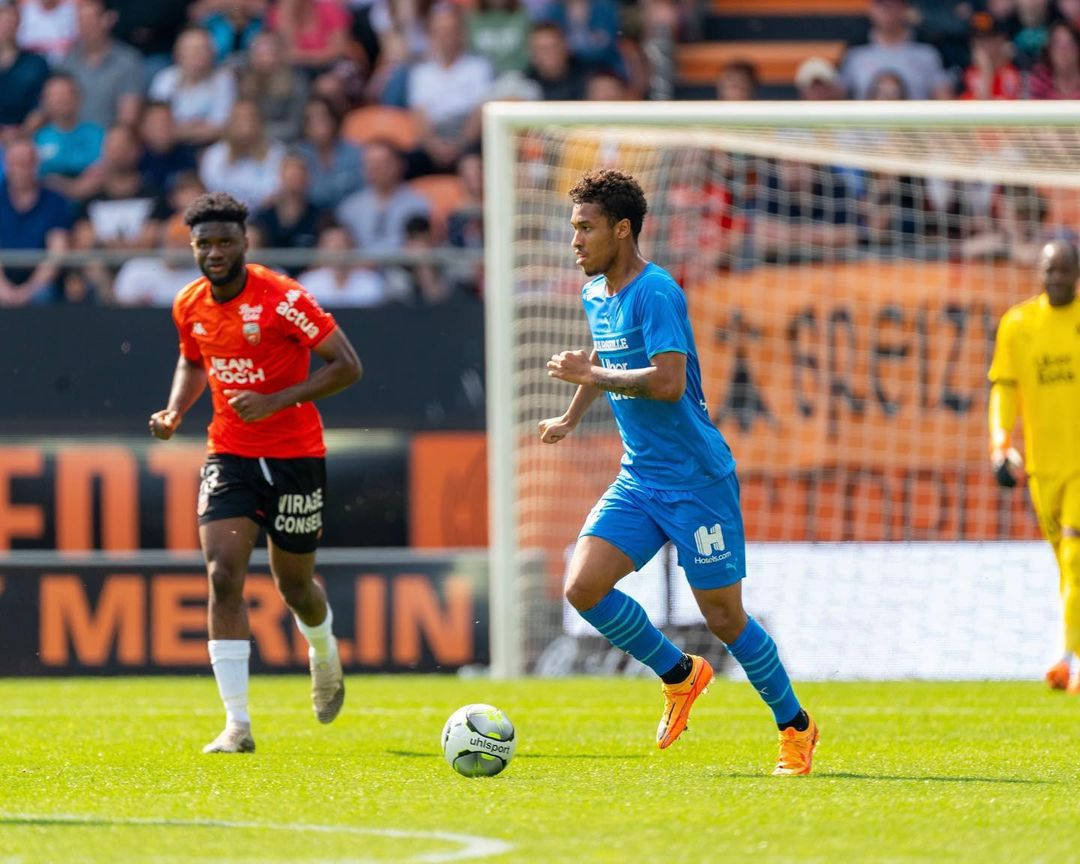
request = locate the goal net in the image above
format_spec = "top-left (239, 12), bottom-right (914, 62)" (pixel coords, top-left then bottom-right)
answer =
top-left (483, 102), bottom-right (1076, 679)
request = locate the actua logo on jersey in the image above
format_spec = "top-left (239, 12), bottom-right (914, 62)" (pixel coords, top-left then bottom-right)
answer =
top-left (276, 289), bottom-right (320, 340)
top-left (208, 356), bottom-right (266, 384)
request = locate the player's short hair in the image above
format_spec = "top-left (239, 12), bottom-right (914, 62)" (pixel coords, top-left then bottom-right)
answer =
top-left (569, 169), bottom-right (648, 240)
top-left (183, 192), bottom-right (249, 229)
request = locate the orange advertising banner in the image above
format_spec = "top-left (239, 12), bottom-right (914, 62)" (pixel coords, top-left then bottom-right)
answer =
top-left (409, 433), bottom-right (488, 548)
top-left (688, 260), bottom-right (1028, 471)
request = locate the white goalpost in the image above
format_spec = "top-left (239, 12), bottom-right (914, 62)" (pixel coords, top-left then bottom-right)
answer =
top-left (483, 101), bottom-right (1080, 679)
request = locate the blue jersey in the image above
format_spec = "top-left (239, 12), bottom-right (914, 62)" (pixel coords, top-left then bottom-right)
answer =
top-left (582, 262), bottom-right (735, 490)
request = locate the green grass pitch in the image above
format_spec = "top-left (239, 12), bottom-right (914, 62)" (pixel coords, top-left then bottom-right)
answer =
top-left (1, 676), bottom-right (1077, 863)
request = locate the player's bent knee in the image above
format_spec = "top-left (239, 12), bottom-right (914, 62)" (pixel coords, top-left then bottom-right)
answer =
top-left (564, 577), bottom-right (604, 613)
top-left (701, 605), bottom-right (747, 644)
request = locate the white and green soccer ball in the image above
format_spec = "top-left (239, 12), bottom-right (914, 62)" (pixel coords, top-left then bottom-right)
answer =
top-left (441, 703), bottom-right (516, 778)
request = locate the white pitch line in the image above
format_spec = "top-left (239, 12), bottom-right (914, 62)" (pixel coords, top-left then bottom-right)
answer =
top-left (0, 814), bottom-right (512, 864)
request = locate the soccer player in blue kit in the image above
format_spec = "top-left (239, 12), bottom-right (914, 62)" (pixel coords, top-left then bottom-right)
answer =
top-left (539, 170), bottom-right (819, 775)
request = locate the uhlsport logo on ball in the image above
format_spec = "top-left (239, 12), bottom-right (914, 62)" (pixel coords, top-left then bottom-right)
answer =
top-left (441, 703), bottom-right (516, 777)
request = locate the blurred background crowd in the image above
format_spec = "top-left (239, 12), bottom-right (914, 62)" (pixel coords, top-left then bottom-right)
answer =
top-left (0, 0), bottom-right (1074, 307)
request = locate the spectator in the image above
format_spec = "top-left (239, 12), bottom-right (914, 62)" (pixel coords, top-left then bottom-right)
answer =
top-left (467, 0), bottom-right (528, 75)
top-left (525, 20), bottom-right (590, 100)
top-left (149, 28), bottom-right (237, 146)
top-left (841, 0), bottom-right (953, 99)
top-left (717, 59), bottom-right (757, 101)
top-left (1012, 0), bottom-right (1051, 69)
top-left (384, 212), bottom-right (451, 303)
top-left (16, 0), bottom-right (76, 63)
top-left (70, 123), bottom-right (168, 298)
top-left (73, 124), bottom-right (163, 250)
top-left (137, 101), bottom-right (198, 194)
top-left (112, 216), bottom-right (201, 306)
top-left (961, 11), bottom-right (1022, 97)
top-left (446, 148), bottom-right (482, 293)
top-left (540, 0), bottom-right (622, 75)
top-left (0, 138), bottom-right (72, 305)
top-left (199, 98), bottom-right (285, 209)
top-left (585, 66), bottom-right (629, 100)
top-left (267, 0), bottom-right (352, 74)
top-left (298, 223), bottom-right (394, 306)
top-left (198, 0), bottom-right (266, 63)
top-left (1059, 0), bottom-right (1080, 29)
top-left (251, 153), bottom-right (329, 272)
top-left (107, 0), bottom-right (192, 73)
top-left (754, 159), bottom-right (857, 264)
top-left (407, 3), bottom-right (492, 175)
top-left (33, 73), bottom-right (104, 196)
top-left (236, 30), bottom-right (309, 142)
top-left (295, 96), bottom-right (363, 209)
top-left (447, 148), bottom-right (480, 249)
top-left (795, 57), bottom-right (843, 100)
top-left (346, 0), bottom-right (384, 71)
top-left (335, 137), bottom-right (429, 253)
top-left (56, 0), bottom-right (145, 130)
top-left (962, 184), bottom-right (1050, 265)
top-left (156, 170), bottom-right (207, 238)
top-left (0, 1), bottom-right (48, 131)
top-left (1028, 19), bottom-right (1080, 97)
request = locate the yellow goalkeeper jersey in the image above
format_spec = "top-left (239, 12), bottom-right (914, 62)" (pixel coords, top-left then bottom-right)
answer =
top-left (989, 293), bottom-right (1080, 476)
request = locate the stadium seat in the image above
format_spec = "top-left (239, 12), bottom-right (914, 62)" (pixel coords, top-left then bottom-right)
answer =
top-left (676, 40), bottom-right (847, 87)
top-left (408, 173), bottom-right (468, 240)
top-left (342, 105), bottom-right (421, 152)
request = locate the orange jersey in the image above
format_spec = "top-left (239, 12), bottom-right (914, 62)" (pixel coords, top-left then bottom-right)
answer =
top-left (172, 263), bottom-right (337, 458)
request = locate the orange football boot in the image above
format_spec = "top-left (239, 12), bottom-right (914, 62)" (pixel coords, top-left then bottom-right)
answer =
top-left (773, 715), bottom-right (820, 776)
top-left (656, 655), bottom-right (713, 749)
top-left (1047, 659), bottom-right (1070, 690)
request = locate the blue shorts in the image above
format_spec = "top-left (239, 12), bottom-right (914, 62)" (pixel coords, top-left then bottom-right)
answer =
top-left (579, 471), bottom-right (747, 589)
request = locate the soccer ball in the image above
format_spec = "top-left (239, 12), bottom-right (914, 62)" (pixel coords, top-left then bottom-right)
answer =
top-left (441, 703), bottom-right (516, 777)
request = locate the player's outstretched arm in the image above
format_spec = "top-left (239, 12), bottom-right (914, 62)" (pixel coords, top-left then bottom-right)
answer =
top-left (224, 328), bottom-right (362, 423)
top-left (988, 380), bottom-right (1022, 488)
top-left (149, 356), bottom-right (208, 440)
top-left (547, 349), bottom-right (686, 403)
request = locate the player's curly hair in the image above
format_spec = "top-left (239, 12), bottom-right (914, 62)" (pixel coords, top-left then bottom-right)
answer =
top-left (183, 192), bottom-right (249, 228)
top-left (569, 170), bottom-right (648, 240)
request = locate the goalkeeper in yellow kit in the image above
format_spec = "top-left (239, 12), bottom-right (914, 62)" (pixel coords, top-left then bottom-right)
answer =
top-left (989, 240), bottom-right (1080, 692)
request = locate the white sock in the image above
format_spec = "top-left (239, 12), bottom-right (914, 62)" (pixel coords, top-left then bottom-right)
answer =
top-left (295, 606), bottom-right (336, 661)
top-left (1070, 653), bottom-right (1080, 679)
top-left (208, 639), bottom-right (250, 726)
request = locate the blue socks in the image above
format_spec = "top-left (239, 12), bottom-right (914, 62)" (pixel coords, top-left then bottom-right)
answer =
top-left (726, 616), bottom-right (801, 725)
top-left (580, 593), bottom-right (802, 727)
top-left (579, 589), bottom-right (684, 676)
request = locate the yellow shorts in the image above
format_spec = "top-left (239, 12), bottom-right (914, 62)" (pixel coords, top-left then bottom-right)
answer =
top-left (1027, 473), bottom-right (1080, 549)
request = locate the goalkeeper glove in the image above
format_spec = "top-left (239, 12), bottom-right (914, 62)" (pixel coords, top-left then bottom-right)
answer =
top-left (991, 447), bottom-right (1023, 489)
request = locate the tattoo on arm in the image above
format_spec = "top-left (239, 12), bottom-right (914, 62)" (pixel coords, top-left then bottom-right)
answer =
top-left (590, 366), bottom-right (653, 399)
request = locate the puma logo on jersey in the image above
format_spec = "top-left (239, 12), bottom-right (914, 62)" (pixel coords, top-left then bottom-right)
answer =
top-left (192, 322), bottom-right (207, 335)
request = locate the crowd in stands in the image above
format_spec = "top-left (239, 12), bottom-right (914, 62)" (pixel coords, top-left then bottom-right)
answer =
top-left (0, 0), bottom-right (1075, 306)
